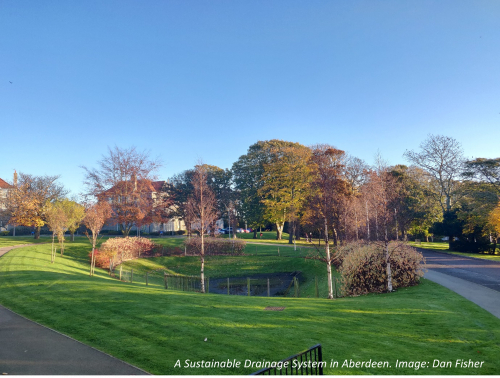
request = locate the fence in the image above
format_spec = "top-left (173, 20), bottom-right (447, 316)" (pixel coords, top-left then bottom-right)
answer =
top-left (251, 344), bottom-right (323, 375)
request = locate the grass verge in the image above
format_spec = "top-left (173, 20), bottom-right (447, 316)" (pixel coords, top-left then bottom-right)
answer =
top-left (409, 241), bottom-right (500, 262)
top-left (0, 240), bottom-right (499, 374)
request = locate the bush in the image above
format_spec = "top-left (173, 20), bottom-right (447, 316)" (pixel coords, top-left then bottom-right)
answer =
top-left (176, 230), bottom-right (186, 235)
top-left (0, 231), bottom-right (9, 236)
top-left (184, 237), bottom-right (246, 256)
top-left (338, 241), bottom-right (425, 296)
top-left (91, 237), bottom-right (159, 268)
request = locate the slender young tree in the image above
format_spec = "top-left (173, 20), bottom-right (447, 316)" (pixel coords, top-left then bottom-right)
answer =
top-left (186, 163), bottom-right (218, 293)
top-left (45, 202), bottom-right (67, 263)
top-left (83, 202), bottom-right (112, 276)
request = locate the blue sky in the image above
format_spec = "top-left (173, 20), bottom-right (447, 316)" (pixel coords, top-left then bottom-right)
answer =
top-left (1, 0), bottom-right (499, 195)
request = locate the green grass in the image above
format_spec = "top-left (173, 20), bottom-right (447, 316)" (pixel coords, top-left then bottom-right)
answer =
top-left (0, 236), bottom-right (48, 247)
top-left (1, 240), bottom-right (500, 374)
top-left (409, 241), bottom-right (500, 262)
top-left (223, 231), bottom-right (324, 247)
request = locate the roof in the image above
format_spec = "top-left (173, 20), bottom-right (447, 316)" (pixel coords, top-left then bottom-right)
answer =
top-left (0, 178), bottom-right (12, 189)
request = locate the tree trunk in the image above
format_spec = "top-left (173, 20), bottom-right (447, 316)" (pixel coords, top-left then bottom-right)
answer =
top-left (385, 240), bottom-right (393, 292)
top-left (448, 235), bottom-right (453, 250)
top-left (276, 223), bottom-right (283, 240)
top-left (288, 220), bottom-right (294, 244)
top-left (325, 218), bottom-right (333, 299)
top-left (34, 226), bottom-right (41, 239)
top-left (200, 233), bottom-right (205, 293)
top-left (365, 201), bottom-right (370, 241)
top-left (71, 232), bottom-right (75, 242)
top-left (253, 229), bottom-right (257, 239)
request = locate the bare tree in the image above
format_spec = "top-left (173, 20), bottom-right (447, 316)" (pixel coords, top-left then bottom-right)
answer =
top-left (83, 202), bottom-right (112, 276)
top-left (186, 163), bottom-right (218, 293)
top-left (81, 146), bottom-right (165, 236)
top-left (404, 135), bottom-right (465, 247)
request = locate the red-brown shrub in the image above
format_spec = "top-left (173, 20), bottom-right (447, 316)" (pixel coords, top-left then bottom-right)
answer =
top-left (90, 237), bottom-right (159, 268)
top-left (338, 241), bottom-right (426, 296)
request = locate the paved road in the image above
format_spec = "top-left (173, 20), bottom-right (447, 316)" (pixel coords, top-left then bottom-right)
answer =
top-left (418, 248), bottom-right (500, 292)
top-left (0, 244), bottom-right (149, 375)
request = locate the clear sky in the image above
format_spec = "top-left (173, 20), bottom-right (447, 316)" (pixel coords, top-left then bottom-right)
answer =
top-left (1, 0), bottom-right (499, 195)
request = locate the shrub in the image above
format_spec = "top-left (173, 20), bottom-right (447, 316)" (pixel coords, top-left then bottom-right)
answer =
top-left (184, 236), bottom-right (246, 256)
top-left (176, 230), bottom-right (186, 235)
top-left (92, 237), bottom-right (159, 268)
top-left (0, 231), bottom-right (9, 236)
top-left (450, 239), bottom-right (490, 253)
top-left (339, 241), bottom-right (425, 296)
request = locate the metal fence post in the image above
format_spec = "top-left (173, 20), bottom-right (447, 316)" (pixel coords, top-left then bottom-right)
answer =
top-left (164, 272), bottom-right (168, 289)
top-left (315, 276), bottom-right (319, 298)
top-left (227, 278), bottom-right (230, 295)
top-left (267, 278), bottom-right (270, 297)
top-left (247, 277), bottom-right (250, 296)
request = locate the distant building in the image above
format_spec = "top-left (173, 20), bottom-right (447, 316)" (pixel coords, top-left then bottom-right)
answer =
top-left (0, 173), bottom-right (15, 231)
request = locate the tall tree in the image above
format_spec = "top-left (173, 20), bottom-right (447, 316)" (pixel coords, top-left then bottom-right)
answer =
top-left (81, 146), bottom-right (164, 236)
top-left (303, 144), bottom-right (348, 299)
top-left (258, 144), bottom-right (312, 241)
top-left (463, 158), bottom-right (500, 195)
top-left (5, 173), bottom-right (67, 239)
top-left (404, 135), bottom-right (465, 248)
top-left (186, 164), bottom-right (218, 293)
top-left (232, 140), bottom-right (305, 239)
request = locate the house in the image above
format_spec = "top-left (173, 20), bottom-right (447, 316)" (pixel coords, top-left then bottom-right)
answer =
top-left (0, 172), bottom-right (15, 231)
top-left (100, 178), bottom-right (187, 234)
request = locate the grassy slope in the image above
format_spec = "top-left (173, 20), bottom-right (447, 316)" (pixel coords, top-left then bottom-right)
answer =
top-left (409, 241), bottom-right (500, 262)
top-left (0, 236), bottom-right (47, 247)
top-left (0, 239), bottom-right (499, 374)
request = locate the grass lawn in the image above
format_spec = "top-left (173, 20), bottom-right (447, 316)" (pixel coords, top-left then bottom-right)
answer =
top-left (223, 231), bottom-right (324, 247)
top-left (0, 236), bottom-right (48, 247)
top-left (409, 241), bottom-right (500, 262)
top-left (1, 239), bottom-right (500, 374)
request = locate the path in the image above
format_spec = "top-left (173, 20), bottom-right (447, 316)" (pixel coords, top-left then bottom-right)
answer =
top-left (419, 248), bottom-right (500, 319)
top-left (0, 244), bottom-right (149, 375)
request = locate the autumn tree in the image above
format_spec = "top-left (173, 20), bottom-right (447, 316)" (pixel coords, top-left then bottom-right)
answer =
top-left (258, 144), bottom-right (312, 241)
top-left (83, 202), bottom-right (112, 276)
top-left (45, 202), bottom-right (67, 263)
top-left (5, 173), bottom-right (67, 239)
top-left (303, 144), bottom-right (348, 299)
top-left (488, 203), bottom-right (500, 252)
top-left (232, 140), bottom-right (306, 239)
top-left (82, 146), bottom-right (168, 236)
top-left (404, 135), bottom-right (465, 248)
top-left (186, 164), bottom-right (218, 293)
top-left (59, 199), bottom-right (85, 242)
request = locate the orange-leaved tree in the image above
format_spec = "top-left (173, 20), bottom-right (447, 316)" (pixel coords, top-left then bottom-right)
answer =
top-left (83, 202), bottom-right (112, 276)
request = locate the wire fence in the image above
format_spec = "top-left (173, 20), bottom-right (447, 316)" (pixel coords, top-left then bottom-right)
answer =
top-left (109, 264), bottom-right (342, 298)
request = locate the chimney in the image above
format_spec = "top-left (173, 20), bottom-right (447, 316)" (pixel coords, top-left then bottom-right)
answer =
top-left (13, 170), bottom-right (18, 187)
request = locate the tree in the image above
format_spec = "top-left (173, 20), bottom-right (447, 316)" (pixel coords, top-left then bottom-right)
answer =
top-left (83, 202), bottom-right (112, 276)
top-left (186, 164), bottom-right (218, 293)
top-left (404, 135), bottom-right (465, 248)
top-left (59, 199), bottom-right (85, 242)
top-left (45, 202), bottom-right (67, 263)
top-left (463, 158), bottom-right (500, 195)
top-left (258, 144), bottom-right (312, 241)
top-left (82, 146), bottom-right (164, 236)
top-left (488, 203), bottom-right (500, 252)
top-left (232, 140), bottom-right (305, 239)
top-left (303, 144), bottom-right (348, 299)
top-left (5, 173), bottom-right (67, 239)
